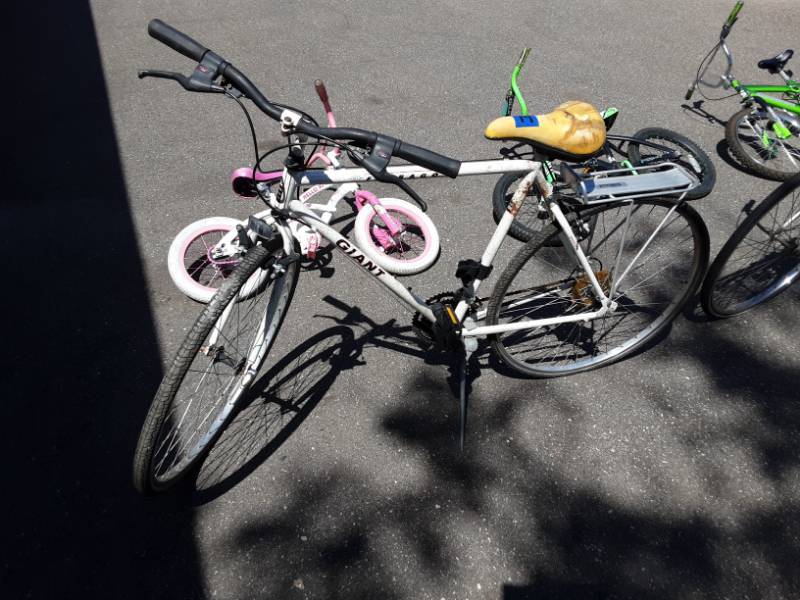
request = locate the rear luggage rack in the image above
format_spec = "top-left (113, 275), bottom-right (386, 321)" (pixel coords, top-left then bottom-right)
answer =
top-left (560, 162), bottom-right (696, 204)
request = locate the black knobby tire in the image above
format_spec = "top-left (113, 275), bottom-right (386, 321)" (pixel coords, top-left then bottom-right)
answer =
top-left (726, 107), bottom-right (800, 181)
top-left (628, 127), bottom-right (716, 200)
top-left (133, 245), bottom-right (299, 494)
top-left (701, 175), bottom-right (800, 318)
top-left (487, 198), bottom-right (709, 377)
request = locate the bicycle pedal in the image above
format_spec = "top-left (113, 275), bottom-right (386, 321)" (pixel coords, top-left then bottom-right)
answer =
top-left (430, 301), bottom-right (462, 351)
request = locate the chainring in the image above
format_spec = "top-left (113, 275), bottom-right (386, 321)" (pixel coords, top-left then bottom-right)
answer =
top-left (411, 291), bottom-right (461, 349)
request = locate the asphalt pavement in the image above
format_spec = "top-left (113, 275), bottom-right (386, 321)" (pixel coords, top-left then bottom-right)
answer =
top-left (7, 1), bottom-right (799, 598)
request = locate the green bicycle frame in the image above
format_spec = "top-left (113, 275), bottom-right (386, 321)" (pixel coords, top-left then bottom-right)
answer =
top-left (729, 81), bottom-right (800, 139)
top-left (735, 83), bottom-right (800, 115)
top-left (687, 2), bottom-right (799, 140)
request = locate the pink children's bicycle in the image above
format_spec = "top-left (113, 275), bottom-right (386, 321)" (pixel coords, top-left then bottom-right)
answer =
top-left (168, 80), bottom-right (440, 302)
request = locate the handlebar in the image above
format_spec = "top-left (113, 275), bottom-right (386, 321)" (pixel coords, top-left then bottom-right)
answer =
top-left (505, 48), bottom-right (532, 117)
top-left (148, 19), bottom-right (209, 63)
top-left (314, 79), bottom-right (337, 128)
top-left (721, 1), bottom-right (743, 39)
top-left (143, 18), bottom-right (461, 178)
top-left (516, 48), bottom-right (531, 69)
top-left (314, 80), bottom-right (330, 106)
top-left (726, 1), bottom-right (744, 27)
top-left (686, 3), bottom-right (742, 100)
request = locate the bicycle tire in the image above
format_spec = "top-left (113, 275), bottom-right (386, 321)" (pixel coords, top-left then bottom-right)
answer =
top-left (133, 244), bottom-right (299, 494)
top-left (353, 198), bottom-right (440, 275)
top-left (628, 127), bottom-right (716, 200)
top-left (491, 172), bottom-right (555, 243)
top-left (726, 106), bottom-right (800, 181)
top-left (487, 198), bottom-right (709, 377)
top-left (167, 216), bottom-right (244, 303)
top-left (701, 175), bottom-right (800, 318)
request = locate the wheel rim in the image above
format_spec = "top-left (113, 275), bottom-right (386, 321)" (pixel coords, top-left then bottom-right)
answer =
top-left (150, 261), bottom-right (294, 487)
top-left (709, 184), bottom-right (800, 315)
top-left (494, 201), bottom-right (702, 374)
top-left (183, 228), bottom-right (239, 290)
top-left (369, 208), bottom-right (431, 264)
top-left (735, 112), bottom-right (800, 175)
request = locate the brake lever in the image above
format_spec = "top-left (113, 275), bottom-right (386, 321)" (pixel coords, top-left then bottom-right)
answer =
top-left (350, 153), bottom-right (429, 212)
top-left (378, 171), bottom-right (429, 213)
top-left (350, 134), bottom-right (429, 212)
top-left (138, 69), bottom-right (224, 93)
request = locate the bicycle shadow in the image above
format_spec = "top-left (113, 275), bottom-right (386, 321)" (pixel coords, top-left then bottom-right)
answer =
top-left (190, 295), bottom-right (478, 502)
top-left (681, 100), bottom-right (729, 128)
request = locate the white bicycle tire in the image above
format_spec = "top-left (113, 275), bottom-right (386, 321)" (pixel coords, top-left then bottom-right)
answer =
top-left (352, 198), bottom-right (440, 275)
top-left (168, 216), bottom-right (257, 303)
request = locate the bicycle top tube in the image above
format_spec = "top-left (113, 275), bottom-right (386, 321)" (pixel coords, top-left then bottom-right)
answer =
top-left (144, 19), bottom-right (462, 178)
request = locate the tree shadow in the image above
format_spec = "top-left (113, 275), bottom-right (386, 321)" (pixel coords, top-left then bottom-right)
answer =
top-left (190, 295), bottom-right (471, 503)
top-left (206, 304), bottom-right (799, 598)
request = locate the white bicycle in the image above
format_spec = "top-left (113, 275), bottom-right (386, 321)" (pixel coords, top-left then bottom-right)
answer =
top-left (133, 20), bottom-right (710, 493)
top-left (168, 81), bottom-right (439, 302)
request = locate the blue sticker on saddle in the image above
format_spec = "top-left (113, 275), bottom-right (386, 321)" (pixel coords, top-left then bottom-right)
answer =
top-left (513, 115), bottom-right (539, 127)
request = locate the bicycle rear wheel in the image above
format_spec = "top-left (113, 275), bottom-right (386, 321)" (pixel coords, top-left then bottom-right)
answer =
top-left (133, 244), bottom-right (299, 494)
top-left (701, 175), bottom-right (800, 318)
top-left (628, 127), bottom-right (716, 200)
top-left (487, 199), bottom-right (709, 377)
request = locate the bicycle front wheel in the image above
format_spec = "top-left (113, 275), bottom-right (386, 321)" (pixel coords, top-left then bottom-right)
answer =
top-left (487, 199), bottom-right (709, 377)
top-left (701, 175), bottom-right (800, 318)
top-left (133, 244), bottom-right (299, 494)
top-left (726, 106), bottom-right (800, 181)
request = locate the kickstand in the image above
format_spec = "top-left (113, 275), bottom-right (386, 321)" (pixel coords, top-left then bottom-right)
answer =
top-left (458, 341), bottom-right (477, 451)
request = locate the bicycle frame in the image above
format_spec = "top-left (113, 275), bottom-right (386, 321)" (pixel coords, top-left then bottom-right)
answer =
top-left (719, 39), bottom-right (800, 117)
top-left (267, 159), bottom-right (629, 340)
top-left (690, 3), bottom-right (800, 127)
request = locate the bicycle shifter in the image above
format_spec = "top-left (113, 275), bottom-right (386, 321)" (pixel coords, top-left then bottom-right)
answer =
top-left (355, 134), bottom-right (429, 212)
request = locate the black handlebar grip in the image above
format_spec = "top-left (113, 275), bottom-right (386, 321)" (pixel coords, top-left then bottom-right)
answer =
top-left (685, 86), bottom-right (695, 101)
top-left (396, 142), bottom-right (461, 178)
top-left (148, 19), bottom-right (209, 62)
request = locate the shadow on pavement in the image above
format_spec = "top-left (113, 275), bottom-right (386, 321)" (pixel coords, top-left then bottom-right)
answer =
top-left (192, 295), bottom-right (469, 502)
top-left (5, 2), bottom-right (202, 598)
top-left (194, 302), bottom-right (798, 599)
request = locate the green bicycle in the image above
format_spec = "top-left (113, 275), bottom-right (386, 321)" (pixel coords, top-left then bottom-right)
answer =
top-left (686, 1), bottom-right (800, 180)
top-left (495, 49), bottom-right (716, 243)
